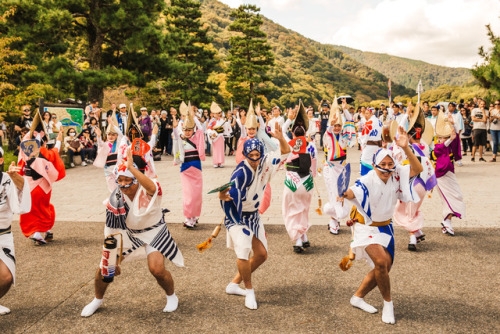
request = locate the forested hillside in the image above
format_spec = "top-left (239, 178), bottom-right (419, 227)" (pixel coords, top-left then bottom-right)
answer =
top-left (333, 45), bottom-right (473, 91)
top-left (200, 0), bottom-right (414, 106)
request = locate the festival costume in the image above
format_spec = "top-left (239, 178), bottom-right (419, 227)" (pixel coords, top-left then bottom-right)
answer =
top-left (173, 104), bottom-right (206, 227)
top-left (391, 108), bottom-right (437, 249)
top-left (359, 115), bottom-right (383, 175)
top-left (322, 99), bottom-right (352, 233)
top-left (81, 153), bottom-right (183, 317)
top-left (221, 140), bottom-right (286, 261)
top-left (446, 108), bottom-right (464, 163)
top-left (348, 149), bottom-right (419, 266)
top-left (431, 111), bottom-right (466, 235)
top-left (282, 136), bottom-right (316, 248)
top-left (94, 125), bottom-right (123, 192)
top-left (207, 102), bottom-right (225, 167)
top-left (18, 114), bottom-right (66, 240)
top-left (0, 172), bottom-right (31, 288)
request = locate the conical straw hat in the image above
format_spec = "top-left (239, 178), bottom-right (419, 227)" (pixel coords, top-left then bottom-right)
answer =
top-left (245, 99), bottom-right (258, 129)
top-left (435, 111), bottom-right (453, 137)
top-left (183, 101), bottom-right (196, 130)
top-left (328, 96), bottom-right (343, 126)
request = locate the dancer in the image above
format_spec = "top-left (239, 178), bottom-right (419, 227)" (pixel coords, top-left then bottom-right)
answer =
top-left (0, 158), bottom-right (31, 315)
top-left (172, 102), bottom-right (206, 229)
top-left (322, 98), bottom-right (350, 235)
top-left (81, 148), bottom-right (184, 317)
top-left (218, 126), bottom-right (290, 310)
top-left (358, 108), bottom-right (383, 175)
top-left (235, 101), bottom-right (274, 164)
top-left (445, 102), bottom-right (464, 166)
top-left (431, 111), bottom-right (466, 236)
top-left (94, 115), bottom-right (123, 192)
top-left (338, 127), bottom-right (423, 325)
top-left (282, 102), bottom-right (317, 253)
top-left (207, 102), bottom-right (225, 168)
top-left (392, 107), bottom-right (437, 251)
top-left (18, 112), bottom-right (65, 245)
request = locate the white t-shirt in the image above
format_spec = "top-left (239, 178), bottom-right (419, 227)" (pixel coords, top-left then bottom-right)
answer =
top-left (490, 109), bottom-right (500, 131)
top-left (472, 108), bottom-right (488, 130)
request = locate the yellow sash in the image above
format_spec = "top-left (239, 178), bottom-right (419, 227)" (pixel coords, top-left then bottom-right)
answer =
top-left (350, 206), bottom-right (391, 227)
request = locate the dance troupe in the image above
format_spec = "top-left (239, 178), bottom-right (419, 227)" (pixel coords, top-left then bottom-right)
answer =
top-left (0, 98), bottom-right (466, 325)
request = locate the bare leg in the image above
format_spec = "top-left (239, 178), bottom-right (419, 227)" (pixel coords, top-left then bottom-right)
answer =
top-left (231, 236), bottom-right (268, 288)
top-left (0, 260), bottom-right (13, 299)
top-left (94, 268), bottom-right (111, 299)
top-left (147, 251), bottom-right (174, 295)
top-left (479, 145), bottom-right (484, 159)
top-left (354, 244), bottom-right (392, 301)
top-left (472, 145), bottom-right (476, 158)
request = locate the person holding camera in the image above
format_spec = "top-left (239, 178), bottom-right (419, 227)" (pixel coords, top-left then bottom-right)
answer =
top-left (471, 99), bottom-right (488, 162)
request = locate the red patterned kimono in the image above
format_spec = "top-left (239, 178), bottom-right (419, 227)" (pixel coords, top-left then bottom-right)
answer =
top-left (19, 147), bottom-right (66, 237)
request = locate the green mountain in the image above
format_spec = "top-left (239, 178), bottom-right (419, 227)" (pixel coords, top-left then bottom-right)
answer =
top-left (332, 45), bottom-right (473, 91)
top-left (200, 0), bottom-right (415, 106)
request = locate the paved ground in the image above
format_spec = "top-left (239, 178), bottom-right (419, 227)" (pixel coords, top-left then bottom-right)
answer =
top-left (42, 147), bottom-right (500, 227)
top-left (1, 147), bottom-right (500, 333)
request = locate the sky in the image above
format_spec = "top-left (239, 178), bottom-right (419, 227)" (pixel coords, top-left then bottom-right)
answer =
top-left (218, 0), bottom-right (500, 68)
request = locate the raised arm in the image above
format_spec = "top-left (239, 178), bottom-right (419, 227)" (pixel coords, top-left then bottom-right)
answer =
top-left (270, 121), bottom-right (291, 155)
top-left (126, 148), bottom-right (156, 196)
top-left (394, 126), bottom-right (423, 177)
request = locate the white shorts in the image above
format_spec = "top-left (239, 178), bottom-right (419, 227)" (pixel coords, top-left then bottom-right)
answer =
top-left (0, 230), bottom-right (15, 284)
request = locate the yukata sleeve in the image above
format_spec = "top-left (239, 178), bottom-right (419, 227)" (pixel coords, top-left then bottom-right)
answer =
top-left (349, 177), bottom-right (372, 224)
top-left (395, 164), bottom-right (420, 203)
top-left (132, 181), bottom-right (161, 217)
top-left (172, 128), bottom-right (184, 165)
top-left (220, 169), bottom-right (248, 226)
top-left (7, 174), bottom-right (31, 215)
top-left (257, 118), bottom-right (278, 152)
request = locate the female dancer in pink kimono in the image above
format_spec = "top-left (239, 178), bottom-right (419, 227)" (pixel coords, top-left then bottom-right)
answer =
top-left (172, 105), bottom-right (206, 228)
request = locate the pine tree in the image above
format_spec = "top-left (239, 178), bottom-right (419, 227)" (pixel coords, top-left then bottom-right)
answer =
top-left (0, 0), bottom-right (168, 104)
top-left (164, 0), bottom-right (219, 107)
top-left (226, 4), bottom-right (274, 106)
top-left (472, 24), bottom-right (500, 94)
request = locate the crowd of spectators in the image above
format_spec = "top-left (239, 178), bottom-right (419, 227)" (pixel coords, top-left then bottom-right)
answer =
top-left (3, 96), bottom-right (499, 171)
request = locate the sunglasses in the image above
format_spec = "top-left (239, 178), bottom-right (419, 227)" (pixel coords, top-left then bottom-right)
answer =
top-left (52, 117), bottom-right (57, 119)
top-left (23, 109), bottom-right (30, 112)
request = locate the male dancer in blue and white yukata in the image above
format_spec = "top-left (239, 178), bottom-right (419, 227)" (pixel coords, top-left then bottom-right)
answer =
top-left (219, 124), bottom-right (290, 310)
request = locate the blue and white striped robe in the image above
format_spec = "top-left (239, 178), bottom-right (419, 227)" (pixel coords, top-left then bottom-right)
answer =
top-left (105, 181), bottom-right (184, 267)
top-left (221, 150), bottom-right (286, 257)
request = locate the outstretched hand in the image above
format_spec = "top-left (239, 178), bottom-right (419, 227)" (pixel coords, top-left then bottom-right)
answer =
top-left (219, 187), bottom-right (232, 201)
top-left (394, 126), bottom-right (409, 149)
top-left (270, 122), bottom-right (284, 139)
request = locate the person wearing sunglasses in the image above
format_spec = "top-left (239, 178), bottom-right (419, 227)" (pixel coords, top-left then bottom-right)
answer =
top-left (14, 106), bottom-right (33, 133)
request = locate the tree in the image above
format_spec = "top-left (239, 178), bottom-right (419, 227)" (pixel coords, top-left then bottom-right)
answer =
top-left (1, 0), bottom-right (168, 104)
top-left (226, 4), bottom-right (274, 105)
top-left (472, 24), bottom-right (500, 94)
top-left (164, 0), bottom-right (219, 107)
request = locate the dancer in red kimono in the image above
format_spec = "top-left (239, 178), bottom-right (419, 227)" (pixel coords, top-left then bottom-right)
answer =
top-left (18, 111), bottom-right (66, 245)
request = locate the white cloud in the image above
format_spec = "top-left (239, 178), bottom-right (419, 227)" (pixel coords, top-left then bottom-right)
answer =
top-left (330, 0), bottom-right (500, 68)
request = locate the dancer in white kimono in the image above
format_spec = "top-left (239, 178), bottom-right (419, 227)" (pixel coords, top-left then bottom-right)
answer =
top-left (322, 98), bottom-right (350, 234)
top-left (339, 127), bottom-right (423, 325)
top-left (81, 148), bottom-right (184, 317)
top-left (0, 158), bottom-right (31, 315)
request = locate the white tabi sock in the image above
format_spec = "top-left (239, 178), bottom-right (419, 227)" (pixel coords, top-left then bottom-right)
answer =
top-left (350, 296), bottom-right (378, 314)
top-left (245, 289), bottom-right (258, 310)
top-left (409, 234), bottom-right (417, 245)
top-left (382, 300), bottom-right (396, 324)
top-left (0, 304), bottom-right (11, 315)
top-left (301, 233), bottom-right (309, 243)
top-left (295, 238), bottom-right (303, 247)
top-left (226, 282), bottom-right (247, 296)
top-left (30, 232), bottom-right (45, 242)
top-left (163, 293), bottom-right (178, 313)
top-left (81, 298), bottom-right (103, 317)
